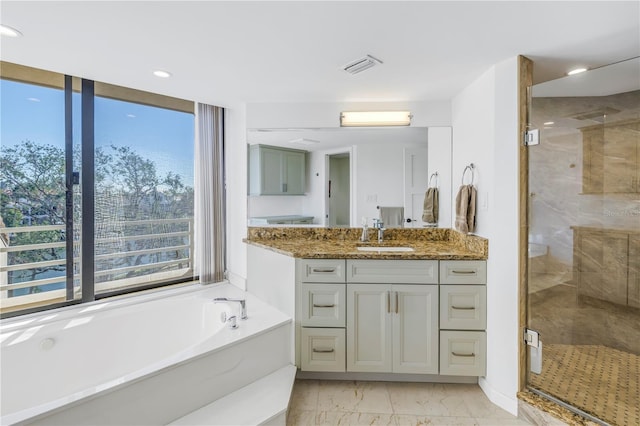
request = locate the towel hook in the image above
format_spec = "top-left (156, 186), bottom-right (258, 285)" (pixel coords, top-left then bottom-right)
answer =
top-left (428, 172), bottom-right (438, 188)
top-left (461, 163), bottom-right (475, 185)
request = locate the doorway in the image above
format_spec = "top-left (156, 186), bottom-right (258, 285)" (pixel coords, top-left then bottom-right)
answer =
top-left (525, 57), bottom-right (639, 425)
top-left (326, 152), bottom-right (351, 227)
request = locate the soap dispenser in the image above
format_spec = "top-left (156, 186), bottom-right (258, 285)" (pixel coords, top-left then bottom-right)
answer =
top-left (360, 217), bottom-right (369, 242)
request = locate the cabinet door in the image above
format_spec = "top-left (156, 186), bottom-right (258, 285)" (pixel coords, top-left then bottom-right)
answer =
top-left (300, 283), bottom-right (346, 327)
top-left (392, 285), bottom-right (438, 374)
top-left (260, 147), bottom-right (285, 194)
top-left (301, 328), bottom-right (346, 372)
top-left (439, 331), bottom-right (486, 376)
top-left (440, 285), bottom-right (487, 330)
top-left (346, 284), bottom-right (392, 372)
top-left (283, 150), bottom-right (306, 195)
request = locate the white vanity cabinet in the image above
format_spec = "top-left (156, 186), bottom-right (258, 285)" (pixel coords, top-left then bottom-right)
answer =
top-left (346, 260), bottom-right (439, 374)
top-left (248, 144), bottom-right (306, 196)
top-left (438, 260), bottom-right (487, 376)
top-left (294, 257), bottom-right (487, 378)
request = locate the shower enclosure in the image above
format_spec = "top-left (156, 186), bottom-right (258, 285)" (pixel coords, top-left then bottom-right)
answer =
top-left (526, 57), bottom-right (640, 425)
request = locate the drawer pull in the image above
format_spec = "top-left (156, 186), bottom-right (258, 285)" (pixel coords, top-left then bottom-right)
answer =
top-left (451, 270), bottom-right (476, 275)
top-left (452, 351), bottom-right (476, 357)
top-left (311, 267), bottom-right (336, 273)
top-left (312, 303), bottom-right (335, 308)
top-left (312, 348), bottom-right (335, 353)
top-left (451, 306), bottom-right (476, 310)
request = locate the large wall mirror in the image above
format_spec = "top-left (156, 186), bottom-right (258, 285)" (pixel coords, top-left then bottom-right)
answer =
top-left (246, 126), bottom-right (453, 228)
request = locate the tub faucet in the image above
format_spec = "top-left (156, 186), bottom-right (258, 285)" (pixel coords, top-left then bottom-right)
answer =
top-left (220, 312), bottom-right (238, 329)
top-left (214, 297), bottom-right (247, 320)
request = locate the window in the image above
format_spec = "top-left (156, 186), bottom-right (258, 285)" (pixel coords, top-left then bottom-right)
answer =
top-left (0, 63), bottom-right (196, 316)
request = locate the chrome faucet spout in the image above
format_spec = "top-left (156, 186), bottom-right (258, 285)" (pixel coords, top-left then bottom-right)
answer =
top-left (214, 297), bottom-right (248, 319)
top-left (372, 219), bottom-right (385, 243)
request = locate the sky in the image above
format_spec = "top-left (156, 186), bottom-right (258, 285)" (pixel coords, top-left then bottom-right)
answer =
top-left (1, 79), bottom-right (195, 186)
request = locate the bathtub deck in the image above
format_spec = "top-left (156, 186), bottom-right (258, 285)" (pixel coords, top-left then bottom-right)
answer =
top-left (169, 364), bottom-right (297, 426)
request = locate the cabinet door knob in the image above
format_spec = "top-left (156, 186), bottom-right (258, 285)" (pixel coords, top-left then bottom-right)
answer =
top-left (395, 291), bottom-right (399, 314)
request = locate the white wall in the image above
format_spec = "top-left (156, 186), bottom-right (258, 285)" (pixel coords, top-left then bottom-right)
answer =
top-left (451, 57), bottom-right (520, 415)
top-left (225, 104), bottom-right (248, 289)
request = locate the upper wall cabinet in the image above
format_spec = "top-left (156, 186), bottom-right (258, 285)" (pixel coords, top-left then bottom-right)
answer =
top-left (581, 119), bottom-right (640, 194)
top-left (249, 144), bottom-right (306, 196)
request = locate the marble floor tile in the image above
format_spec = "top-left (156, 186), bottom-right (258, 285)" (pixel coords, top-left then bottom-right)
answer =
top-left (288, 380), bottom-right (530, 425)
top-left (287, 409), bottom-right (317, 426)
top-left (316, 380), bottom-right (394, 414)
top-left (393, 414), bottom-right (479, 425)
top-left (290, 379), bottom-right (320, 411)
top-left (387, 382), bottom-right (471, 417)
top-left (316, 411), bottom-right (396, 425)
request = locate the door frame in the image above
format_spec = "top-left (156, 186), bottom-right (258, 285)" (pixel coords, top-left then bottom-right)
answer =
top-left (323, 147), bottom-right (355, 227)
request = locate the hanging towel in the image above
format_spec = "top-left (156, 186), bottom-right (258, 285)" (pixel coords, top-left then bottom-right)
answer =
top-left (422, 187), bottom-right (439, 225)
top-left (379, 206), bottom-right (404, 228)
top-left (455, 185), bottom-right (477, 233)
top-left (467, 185), bottom-right (477, 233)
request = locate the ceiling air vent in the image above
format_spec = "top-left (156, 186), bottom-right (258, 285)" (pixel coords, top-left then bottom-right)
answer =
top-left (343, 55), bottom-right (383, 75)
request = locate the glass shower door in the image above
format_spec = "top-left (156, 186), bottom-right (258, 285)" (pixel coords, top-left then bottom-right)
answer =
top-left (526, 57), bottom-right (640, 425)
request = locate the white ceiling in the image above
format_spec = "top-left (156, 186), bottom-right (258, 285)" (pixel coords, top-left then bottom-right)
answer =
top-left (1, 1), bottom-right (639, 107)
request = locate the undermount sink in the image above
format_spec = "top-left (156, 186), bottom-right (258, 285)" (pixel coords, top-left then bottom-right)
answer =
top-left (357, 246), bottom-right (414, 252)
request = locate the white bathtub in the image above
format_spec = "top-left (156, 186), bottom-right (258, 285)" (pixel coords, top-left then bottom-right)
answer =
top-left (0, 283), bottom-right (292, 425)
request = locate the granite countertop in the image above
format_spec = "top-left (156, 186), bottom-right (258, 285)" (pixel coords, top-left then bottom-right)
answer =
top-left (244, 227), bottom-right (488, 260)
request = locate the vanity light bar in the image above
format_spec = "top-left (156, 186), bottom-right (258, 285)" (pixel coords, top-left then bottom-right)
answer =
top-left (340, 111), bottom-right (412, 127)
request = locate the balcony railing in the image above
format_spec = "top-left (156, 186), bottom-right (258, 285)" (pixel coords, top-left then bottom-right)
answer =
top-left (0, 218), bottom-right (194, 313)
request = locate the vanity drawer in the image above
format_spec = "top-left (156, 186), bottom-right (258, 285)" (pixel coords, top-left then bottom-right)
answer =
top-left (300, 283), bottom-right (346, 327)
top-left (347, 259), bottom-right (438, 284)
top-left (440, 285), bottom-right (486, 330)
top-left (301, 328), bottom-right (346, 372)
top-left (439, 330), bottom-right (486, 376)
top-left (298, 259), bottom-right (346, 283)
top-left (440, 260), bottom-right (487, 285)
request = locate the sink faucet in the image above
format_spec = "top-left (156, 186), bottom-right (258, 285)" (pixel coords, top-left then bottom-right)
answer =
top-left (373, 219), bottom-right (385, 243)
top-left (214, 297), bottom-right (248, 320)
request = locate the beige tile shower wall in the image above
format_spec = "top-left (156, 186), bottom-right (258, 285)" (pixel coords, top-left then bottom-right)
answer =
top-left (529, 95), bottom-right (640, 276)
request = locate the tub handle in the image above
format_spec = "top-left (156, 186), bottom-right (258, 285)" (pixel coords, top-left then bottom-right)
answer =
top-left (451, 306), bottom-right (476, 310)
top-left (313, 303), bottom-right (335, 308)
top-left (312, 348), bottom-right (335, 353)
top-left (311, 267), bottom-right (336, 273)
top-left (452, 351), bottom-right (475, 357)
top-left (451, 270), bottom-right (476, 275)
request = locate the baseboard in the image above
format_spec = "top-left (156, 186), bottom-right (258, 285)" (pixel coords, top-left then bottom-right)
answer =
top-left (479, 377), bottom-right (518, 416)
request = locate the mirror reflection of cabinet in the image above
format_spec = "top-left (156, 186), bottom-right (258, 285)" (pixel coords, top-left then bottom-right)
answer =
top-left (248, 144), bottom-right (306, 196)
top-left (581, 119), bottom-right (640, 194)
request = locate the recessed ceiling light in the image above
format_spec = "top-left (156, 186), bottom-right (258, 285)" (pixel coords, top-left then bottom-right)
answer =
top-left (27, 97), bottom-right (41, 102)
top-left (567, 67), bottom-right (587, 76)
top-left (543, 121), bottom-right (554, 126)
top-left (126, 114), bottom-right (136, 118)
top-left (153, 70), bottom-right (172, 78)
top-left (0, 24), bottom-right (22, 37)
